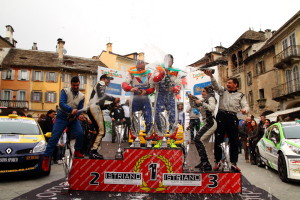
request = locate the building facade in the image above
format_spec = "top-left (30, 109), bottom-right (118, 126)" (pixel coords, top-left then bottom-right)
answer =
top-left (0, 37), bottom-right (107, 117)
top-left (99, 43), bottom-right (145, 71)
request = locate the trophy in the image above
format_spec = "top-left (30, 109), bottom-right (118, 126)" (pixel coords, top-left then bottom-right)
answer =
top-left (182, 141), bottom-right (190, 171)
top-left (61, 155), bottom-right (72, 194)
top-left (132, 111), bottom-right (142, 147)
top-left (115, 120), bottom-right (124, 159)
top-left (159, 112), bottom-right (168, 148)
top-left (221, 140), bottom-right (230, 172)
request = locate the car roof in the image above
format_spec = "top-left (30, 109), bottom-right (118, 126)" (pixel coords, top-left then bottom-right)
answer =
top-left (0, 114), bottom-right (36, 122)
top-left (277, 121), bottom-right (300, 128)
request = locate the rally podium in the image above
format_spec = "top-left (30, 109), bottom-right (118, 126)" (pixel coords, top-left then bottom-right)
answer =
top-left (68, 148), bottom-right (241, 193)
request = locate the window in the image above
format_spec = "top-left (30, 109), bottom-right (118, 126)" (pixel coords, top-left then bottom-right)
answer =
top-left (237, 77), bottom-right (242, 90)
top-left (293, 65), bottom-right (300, 91)
top-left (91, 75), bottom-right (97, 86)
top-left (255, 60), bottom-right (266, 75)
top-left (290, 33), bottom-right (297, 55)
top-left (247, 72), bottom-right (252, 86)
top-left (45, 92), bottom-right (57, 103)
top-left (32, 71), bottom-right (44, 81)
top-left (1, 90), bottom-right (13, 100)
top-left (63, 73), bottom-right (71, 88)
top-left (259, 89), bottom-right (265, 99)
top-left (248, 91), bottom-right (254, 106)
top-left (31, 91), bottom-right (42, 102)
top-left (16, 90), bottom-right (26, 101)
top-left (1, 69), bottom-right (14, 80)
top-left (46, 72), bottom-right (58, 82)
top-left (18, 69), bottom-right (29, 80)
top-left (79, 75), bottom-right (86, 90)
top-left (286, 69), bottom-right (293, 93)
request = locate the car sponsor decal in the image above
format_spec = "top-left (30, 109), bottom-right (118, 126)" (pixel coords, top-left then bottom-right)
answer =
top-left (0, 135), bottom-right (20, 142)
top-left (0, 167), bottom-right (35, 173)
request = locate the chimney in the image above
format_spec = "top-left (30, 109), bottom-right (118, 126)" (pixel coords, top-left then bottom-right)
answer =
top-left (106, 43), bottom-right (112, 52)
top-left (5, 25), bottom-right (14, 43)
top-left (215, 44), bottom-right (226, 53)
top-left (57, 38), bottom-right (65, 59)
top-left (32, 42), bottom-right (38, 50)
top-left (5, 25), bottom-right (17, 47)
top-left (138, 52), bottom-right (144, 61)
top-left (264, 29), bottom-right (272, 39)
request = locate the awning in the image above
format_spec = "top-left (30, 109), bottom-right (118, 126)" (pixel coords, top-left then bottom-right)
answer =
top-left (266, 107), bottom-right (300, 122)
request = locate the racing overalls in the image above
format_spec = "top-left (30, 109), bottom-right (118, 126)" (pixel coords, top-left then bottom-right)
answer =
top-left (45, 88), bottom-right (84, 157)
top-left (87, 81), bottom-right (116, 152)
top-left (153, 65), bottom-right (181, 134)
top-left (122, 68), bottom-right (154, 135)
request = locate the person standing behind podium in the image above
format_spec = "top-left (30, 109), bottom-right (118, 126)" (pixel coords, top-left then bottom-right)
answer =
top-left (204, 70), bottom-right (249, 172)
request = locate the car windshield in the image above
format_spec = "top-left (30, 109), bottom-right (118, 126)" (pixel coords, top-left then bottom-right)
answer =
top-left (283, 125), bottom-right (300, 139)
top-left (0, 118), bottom-right (41, 135)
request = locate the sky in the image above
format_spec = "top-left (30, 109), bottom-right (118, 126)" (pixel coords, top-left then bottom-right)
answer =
top-left (0, 0), bottom-right (299, 70)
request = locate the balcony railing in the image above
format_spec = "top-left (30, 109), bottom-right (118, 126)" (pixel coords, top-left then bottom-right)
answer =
top-left (232, 65), bottom-right (244, 75)
top-left (0, 100), bottom-right (29, 109)
top-left (273, 45), bottom-right (300, 68)
top-left (272, 78), bottom-right (300, 100)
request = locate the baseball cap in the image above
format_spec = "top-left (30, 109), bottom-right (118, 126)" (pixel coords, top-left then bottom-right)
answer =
top-left (100, 74), bottom-right (114, 80)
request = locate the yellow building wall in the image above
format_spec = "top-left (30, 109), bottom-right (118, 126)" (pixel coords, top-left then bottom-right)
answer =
top-left (99, 51), bottom-right (117, 69)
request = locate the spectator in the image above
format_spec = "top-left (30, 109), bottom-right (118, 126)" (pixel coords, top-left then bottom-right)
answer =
top-left (177, 103), bottom-right (185, 127)
top-left (248, 119), bottom-right (258, 164)
top-left (110, 103), bottom-right (125, 143)
top-left (37, 114), bottom-right (46, 132)
top-left (78, 114), bottom-right (89, 155)
top-left (56, 130), bottom-right (67, 164)
top-left (186, 94), bottom-right (201, 142)
top-left (121, 100), bottom-right (130, 141)
top-left (240, 116), bottom-right (251, 163)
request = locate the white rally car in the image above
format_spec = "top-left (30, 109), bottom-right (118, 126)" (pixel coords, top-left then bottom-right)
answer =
top-left (256, 121), bottom-right (300, 182)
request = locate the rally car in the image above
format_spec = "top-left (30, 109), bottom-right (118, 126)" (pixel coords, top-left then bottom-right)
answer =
top-left (0, 114), bottom-right (51, 176)
top-left (256, 121), bottom-right (300, 182)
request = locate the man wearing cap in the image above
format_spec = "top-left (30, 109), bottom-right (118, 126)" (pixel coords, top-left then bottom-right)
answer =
top-left (122, 60), bottom-right (155, 137)
top-left (87, 74), bottom-right (120, 159)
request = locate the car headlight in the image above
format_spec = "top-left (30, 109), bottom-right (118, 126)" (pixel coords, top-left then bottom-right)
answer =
top-left (33, 140), bottom-right (46, 153)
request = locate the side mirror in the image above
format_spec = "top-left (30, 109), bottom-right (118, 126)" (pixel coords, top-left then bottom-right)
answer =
top-left (44, 132), bottom-right (52, 138)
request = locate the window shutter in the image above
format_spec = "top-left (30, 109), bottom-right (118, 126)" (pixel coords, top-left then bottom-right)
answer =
top-left (32, 71), bottom-right (36, 81)
top-left (61, 73), bottom-right (65, 82)
top-left (54, 72), bottom-right (58, 82)
top-left (26, 70), bottom-right (29, 80)
top-left (41, 72), bottom-right (44, 81)
top-left (2, 71), bottom-right (6, 79)
top-left (18, 70), bottom-right (21, 80)
top-left (0, 90), bottom-right (3, 99)
top-left (84, 75), bottom-right (87, 84)
top-left (54, 92), bottom-right (57, 103)
top-left (31, 92), bottom-right (34, 101)
top-left (45, 92), bottom-right (48, 102)
top-left (11, 70), bottom-right (15, 80)
top-left (16, 90), bottom-right (20, 100)
top-left (10, 90), bottom-right (13, 100)
top-left (46, 72), bottom-right (49, 82)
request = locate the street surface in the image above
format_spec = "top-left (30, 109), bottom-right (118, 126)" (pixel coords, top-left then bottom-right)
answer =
top-left (0, 141), bottom-right (299, 200)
